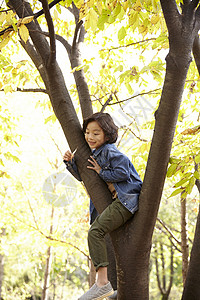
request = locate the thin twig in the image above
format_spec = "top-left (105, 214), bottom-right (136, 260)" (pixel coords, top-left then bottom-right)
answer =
top-left (157, 217), bottom-right (181, 246)
top-left (9, 212), bottom-right (90, 259)
top-left (99, 38), bottom-right (157, 52)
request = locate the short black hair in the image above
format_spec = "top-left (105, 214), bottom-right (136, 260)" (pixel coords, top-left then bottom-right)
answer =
top-left (83, 112), bottom-right (118, 144)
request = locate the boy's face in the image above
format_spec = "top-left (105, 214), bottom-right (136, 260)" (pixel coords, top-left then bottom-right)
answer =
top-left (85, 121), bottom-right (106, 150)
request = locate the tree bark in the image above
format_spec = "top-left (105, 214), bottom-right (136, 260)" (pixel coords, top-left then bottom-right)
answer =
top-left (0, 229), bottom-right (6, 300)
top-left (182, 203), bottom-right (200, 300)
top-left (180, 193), bottom-right (189, 285)
top-left (182, 164), bottom-right (200, 299)
top-left (42, 207), bottom-right (54, 300)
top-left (0, 252), bottom-right (3, 299)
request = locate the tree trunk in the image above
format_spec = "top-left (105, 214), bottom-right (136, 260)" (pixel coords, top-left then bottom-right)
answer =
top-left (42, 207), bottom-right (54, 300)
top-left (111, 1), bottom-right (200, 298)
top-left (0, 229), bottom-right (5, 299)
top-left (0, 253), bottom-right (3, 299)
top-left (182, 169), bottom-right (200, 299)
top-left (182, 203), bottom-right (200, 300)
top-left (42, 246), bottom-right (53, 300)
top-left (180, 194), bottom-right (189, 285)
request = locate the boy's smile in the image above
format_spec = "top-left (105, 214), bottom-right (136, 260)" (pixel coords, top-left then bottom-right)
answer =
top-left (85, 121), bottom-right (106, 150)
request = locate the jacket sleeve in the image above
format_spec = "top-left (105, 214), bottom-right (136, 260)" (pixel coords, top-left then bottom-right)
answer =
top-left (63, 158), bottom-right (82, 182)
top-left (98, 148), bottom-right (131, 182)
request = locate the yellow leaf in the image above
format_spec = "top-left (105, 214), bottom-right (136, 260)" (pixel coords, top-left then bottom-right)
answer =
top-left (6, 11), bottom-right (16, 25)
top-left (21, 16), bottom-right (34, 24)
top-left (4, 85), bottom-right (13, 94)
top-left (54, 9), bottom-right (58, 20)
top-left (0, 32), bottom-right (13, 50)
top-left (76, 0), bottom-right (84, 9)
top-left (87, 0), bottom-right (94, 8)
top-left (19, 24), bottom-right (29, 43)
top-left (151, 14), bottom-right (159, 25)
top-left (123, 0), bottom-right (129, 11)
top-left (139, 24), bottom-right (148, 37)
top-left (133, 0), bottom-right (142, 12)
top-left (0, 12), bottom-right (6, 23)
top-left (79, 5), bottom-right (88, 20)
top-left (3, 29), bottom-right (13, 39)
top-left (71, 64), bottom-right (84, 73)
top-left (181, 125), bottom-right (200, 135)
top-left (129, 11), bottom-right (138, 26)
top-left (85, 8), bottom-right (98, 31)
top-left (96, 1), bottom-right (102, 14)
top-left (140, 143), bottom-right (148, 153)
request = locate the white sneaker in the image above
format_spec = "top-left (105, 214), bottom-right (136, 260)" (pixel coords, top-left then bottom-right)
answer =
top-left (78, 282), bottom-right (114, 300)
top-left (108, 290), bottom-right (117, 299)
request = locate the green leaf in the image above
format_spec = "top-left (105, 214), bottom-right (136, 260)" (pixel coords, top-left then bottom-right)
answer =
top-left (97, 9), bottom-right (110, 30)
top-left (56, 3), bottom-right (61, 14)
top-left (185, 177), bottom-right (196, 194)
top-left (169, 188), bottom-right (183, 198)
top-left (194, 170), bottom-right (200, 179)
top-left (125, 82), bottom-right (133, 94)
top-left (114, 65), bottom-right (123, 72)
top-left (118, 26), bottom-right (126, 41)
top-left (167, 163), bottom-right (178, 177)
top-left (195, 153), bottom-right (200, 164)
top-left (169, 156), bottom-right (179, 164)
top-left (113, 3), bottom-right (121, 17)
top-left (83, 65), bottom-right (89, 73)
top-left (45, 114), bottom-right (57, 124)
top-left (65, 0), bottom-right (73, 6)
top-left (174, 177), bottom-right (189, 188)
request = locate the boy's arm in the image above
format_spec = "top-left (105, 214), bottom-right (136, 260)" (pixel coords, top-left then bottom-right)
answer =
top-left (63, 151), bottom-right (82, 181)
top-left (88, 149), bottom-right (130, 182)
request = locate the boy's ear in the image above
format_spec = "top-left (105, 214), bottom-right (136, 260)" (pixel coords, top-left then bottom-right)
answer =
top-left (105, 136), bottom-right (109, 142)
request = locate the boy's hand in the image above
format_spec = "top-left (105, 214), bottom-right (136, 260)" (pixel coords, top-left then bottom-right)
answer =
top-left (63, 150), bottom-right (74, 162)
top-left (87, 156), bottom-right (101, 174)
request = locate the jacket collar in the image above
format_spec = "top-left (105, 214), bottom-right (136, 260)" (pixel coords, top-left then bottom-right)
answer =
top-left (92, 143), bottom-right (106, 157)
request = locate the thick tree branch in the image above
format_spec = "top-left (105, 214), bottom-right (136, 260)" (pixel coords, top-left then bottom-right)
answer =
top-left (191, 0), bottom-right (200, 9)
top-left (0, 0), bottom-right (62, 36)
top-left (40, 0), bottom-right (56, 66)
top-left (194, 162), bottom-right (200, 192)
top-left (72, 20), bottom-right (84, 51)
top-left (193, 35), bottom-right (200, 75)
top-left (20, 39), bottom-right (50, 92)
top-left (34, 0), bottom-right (63, 19)
top-left (55, 33), bottom-right (71, 54)
top-left (160, 0), bottom-right (180, 33)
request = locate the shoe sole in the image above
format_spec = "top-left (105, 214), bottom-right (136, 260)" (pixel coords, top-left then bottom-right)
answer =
top-left (93, 289), bottom-right (114, 300)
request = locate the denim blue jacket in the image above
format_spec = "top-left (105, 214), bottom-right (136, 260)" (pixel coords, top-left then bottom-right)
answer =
top-left (64, 143), bottom-right (142, 223)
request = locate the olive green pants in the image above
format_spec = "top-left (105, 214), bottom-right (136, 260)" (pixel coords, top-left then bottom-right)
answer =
top-left (88, 198), bottom-right (133, 271)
